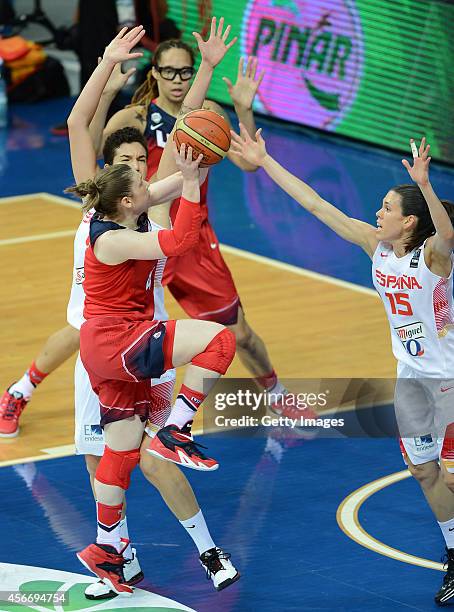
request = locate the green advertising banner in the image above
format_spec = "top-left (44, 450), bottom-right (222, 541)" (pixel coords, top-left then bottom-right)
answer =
top-left (167, 0), bottom-right (454, 163)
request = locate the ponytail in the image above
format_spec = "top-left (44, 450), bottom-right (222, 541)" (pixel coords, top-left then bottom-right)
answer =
top-left (66, 179), bottom-right (101, 213)
top-left (65, 165), bottom-right (135, 218)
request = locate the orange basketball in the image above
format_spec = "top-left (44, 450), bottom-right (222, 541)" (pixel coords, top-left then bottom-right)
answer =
top-left (173, 109), bottom-right (231, 167)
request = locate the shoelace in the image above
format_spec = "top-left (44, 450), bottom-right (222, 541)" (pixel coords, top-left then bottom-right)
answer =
top-left (165, 429), bottom-right (210, 459)
top-left (1, 394), bottom-right (22, 420)
top-left (179, 439), bottom-right (210, 460)
top-left (203, 549), bottom-right (231, 579)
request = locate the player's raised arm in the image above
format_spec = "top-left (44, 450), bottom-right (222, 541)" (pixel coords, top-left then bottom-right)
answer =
top-left (230, 124), bottom-right (379, 256)
top-left (156, 16), bottom-right (237, 182)
top-left (67, 26), bottom-right (145, 184)
top-left (214, 55), bottom-right (265, 172)
top-left (89, 61), bottom-right (139, 158)
top-left (402, 138), bottom-right (454, 260)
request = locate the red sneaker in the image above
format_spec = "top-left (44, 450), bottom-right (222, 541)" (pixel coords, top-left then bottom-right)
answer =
top-left (77, 543), bottom-right (133, 596)
top-left (269, 393), bottom-right (319, 439)
top-left (147, 425), bottom-right (219, 471)
top-left (0, 386), bottom-right (29, 437)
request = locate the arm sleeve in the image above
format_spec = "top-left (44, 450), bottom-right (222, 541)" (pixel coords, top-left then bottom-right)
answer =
top-left (157, 197), bottom-right (202, 257)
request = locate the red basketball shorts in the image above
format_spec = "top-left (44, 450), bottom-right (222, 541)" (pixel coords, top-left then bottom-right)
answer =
top-left (80, 316), bottom-right (176, 427)
top-left (163, 220), bottom-right (241, 325)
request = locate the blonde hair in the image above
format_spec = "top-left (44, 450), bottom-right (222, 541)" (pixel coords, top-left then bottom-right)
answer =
top-left (65, 165), bottom-right (135, 217)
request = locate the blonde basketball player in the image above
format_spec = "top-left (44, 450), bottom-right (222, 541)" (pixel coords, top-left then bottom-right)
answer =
top-left (67, 23), bottom-right (240, 597)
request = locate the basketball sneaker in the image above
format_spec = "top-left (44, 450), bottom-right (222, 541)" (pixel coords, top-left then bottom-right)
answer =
top-left (268, 393), bottom-right (319, 439)
top-left (85, 547), bottom-right (143, 600)
top-left (77, 543), bottom-right (133, 596)
top-left (0, 386), bottom-right (29, 437)
top-left (435, 547), bottom-right (454, 606)
top-left (146, 424), bottom-right (218, 471)
top-left (200, 547), bottom-right (240, 591)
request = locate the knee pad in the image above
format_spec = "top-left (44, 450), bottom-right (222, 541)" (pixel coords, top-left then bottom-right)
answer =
top-left (95, 446), bottom-right (141, 490)
top-left (191, 328), bottom-right (236, 375)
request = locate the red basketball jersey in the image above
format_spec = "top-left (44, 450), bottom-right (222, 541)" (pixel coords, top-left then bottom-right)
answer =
top-left (83, 213), bottom-right (156, 321)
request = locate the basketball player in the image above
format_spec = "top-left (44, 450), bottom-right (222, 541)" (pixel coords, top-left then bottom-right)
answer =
top-left (70, 22), bottom-right (239, 592)
top-left (231, 125), bottom-right (454, 605)
top-left (96, 32), bottom-right (290, 406)
top-left (67, 25), bottom-right (239, 598)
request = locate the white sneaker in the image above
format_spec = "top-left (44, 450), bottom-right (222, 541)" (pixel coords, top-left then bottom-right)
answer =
top-left (84, 547), bottom-right (143, 600)
top-left (199, 547), bottom-right (240, 591)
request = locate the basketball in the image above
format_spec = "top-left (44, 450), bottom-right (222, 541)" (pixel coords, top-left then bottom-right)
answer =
top-left (173, 109), bottom-right (231, 167)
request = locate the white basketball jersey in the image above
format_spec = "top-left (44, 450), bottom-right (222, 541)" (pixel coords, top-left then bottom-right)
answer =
top-left (372, 241), bottom-right (454, 377)
top-left (66, 208), bottom-right (169, 330)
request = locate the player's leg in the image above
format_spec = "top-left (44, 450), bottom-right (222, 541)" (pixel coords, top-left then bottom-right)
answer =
top-left (141, 378), bottom-right (240, 590)
top-left (77, 373), bottom-right (145, 597)
top-left (228, 306), bottom-right (288, 394)
top-left (433, 389), bottom-right (454, 607)
top-left (0, 324), bottom-right (80, 437)
top-left (166, 225), bottom-right (288, 396)
top-left (147, 319), bottom-right (236, 470)
top-left (75, 353), bottom-right (142, 599)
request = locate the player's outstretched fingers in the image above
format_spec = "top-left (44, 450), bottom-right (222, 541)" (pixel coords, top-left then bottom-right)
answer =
top-left (222, 25), bottom-right (231, 42)
top-left (217, 17), bottom-right (225, 37)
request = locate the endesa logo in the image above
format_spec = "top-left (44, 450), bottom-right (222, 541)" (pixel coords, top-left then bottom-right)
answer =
top-left (395, 322), bottom-right (425, 357)
top-left (375, 270), bottom-right (422, 290)
top-left (242, 0), bottom-right (364, 128)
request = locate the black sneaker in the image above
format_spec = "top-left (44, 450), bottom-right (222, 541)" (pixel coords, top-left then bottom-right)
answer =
top-left (435, 548), bottom-right (454, 606)
top-left (200, 547), bottom-right (240, 591)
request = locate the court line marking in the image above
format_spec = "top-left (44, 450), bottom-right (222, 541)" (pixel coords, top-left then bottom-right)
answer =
top-left (0, 193), bottom-right (378, 298)
top-left (0, 229), bottom-right (75, 246)
top-left (337, 470), bottom-right (444, 572)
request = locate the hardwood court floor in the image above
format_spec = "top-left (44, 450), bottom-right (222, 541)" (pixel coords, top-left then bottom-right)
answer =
top-left (0, 194), bottom-right (395, 462)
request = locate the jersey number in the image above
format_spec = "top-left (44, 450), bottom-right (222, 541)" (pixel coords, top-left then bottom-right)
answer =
top-left (385, 292), bottom-right (413, 316)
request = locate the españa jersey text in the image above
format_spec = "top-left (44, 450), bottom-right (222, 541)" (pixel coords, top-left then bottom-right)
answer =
top-left (372, 241), bottom-right (454, 377)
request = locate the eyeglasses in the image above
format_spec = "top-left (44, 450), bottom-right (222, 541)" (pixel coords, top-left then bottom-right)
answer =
top-left (155, 66), bottom-right (195, 81)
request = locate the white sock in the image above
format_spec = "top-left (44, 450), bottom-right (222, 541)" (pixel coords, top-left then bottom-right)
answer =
top-left (119, 517), bottom-right (133, 559)
top-left (438, 517), bottom-right (454, 549)
top-left (165, 399), bottom-right (196, 429)
top-left (97, 523), bottom-right (122, 553)
top-left (268, 380), bottom-right (287, 397)
top-left (10, 373), bottom-right (35, 399)
top-left (180, 509), bottom-right (216, 555)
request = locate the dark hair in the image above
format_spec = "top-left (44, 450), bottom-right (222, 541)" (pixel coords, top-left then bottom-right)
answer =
top-left (65, 164), bottom-right (135, 216)
top-left (131, 39), bottom-right (195, 107)
top-left (103, 127), bottom-right (148, 165)
top-left (392, 184), bottom-right (454, 252)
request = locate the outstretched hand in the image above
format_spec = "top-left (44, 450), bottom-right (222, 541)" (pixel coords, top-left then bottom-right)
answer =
top-left (230, 123), bottom-right (267, 166)
top-left (103, 25), bottom-right (145, 65)
top-left (402, 137), bottom-right (431, 187)
top-left (97, 57), bottom-right (136, 94)
top-left (173, 143), bottom-right (203, 180)
top-left (223, 56), bottom-right (265, 111)
top-left (193, 16), bottom-right (237, 69)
